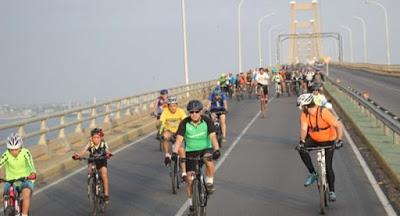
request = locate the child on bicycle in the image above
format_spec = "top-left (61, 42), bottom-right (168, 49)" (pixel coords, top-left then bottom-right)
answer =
top-left (0, 133), bottom-right (37, 216)
top-left (73, 128), bottom-right (112, 202)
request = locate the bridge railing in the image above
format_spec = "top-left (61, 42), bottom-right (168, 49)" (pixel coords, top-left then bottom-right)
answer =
top-left (332, 62), bottom-right (400, 77)
top-left (0, 80), bottom-right (216, 151)
top-left (325, 75), bottom-right (400, 145)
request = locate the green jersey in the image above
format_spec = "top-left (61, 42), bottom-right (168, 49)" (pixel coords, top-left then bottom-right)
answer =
top-left (176, 116), bottom-right (215, 152)
top-left (0, 148), bottom-right (36, 180)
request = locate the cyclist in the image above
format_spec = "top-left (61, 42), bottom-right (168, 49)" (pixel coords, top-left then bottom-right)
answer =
top-left (227, 72), bottom-right (237, 98)
top-left (311, 83), bottom-right (332, 109)
top-left (255, 67), bottom-right (270, 100)
top-left (218, 73), bottom-right (229, 94)
top-left (172, 100), bottom-right (220, 215)
top-left (206, 86), bottom-right (228, 142)
top-left (0, 133), bottom-right (36, 216)
top-left (73, 128), bottom-right (112, 203)
top-left (296, 93), bottom-right (344, 202)
top-left (152, 89), bottom-right (169, 138)
top-left (271, 68), bottom-right (282, 96)
top-left (159, 96), bottom-right (187, 165)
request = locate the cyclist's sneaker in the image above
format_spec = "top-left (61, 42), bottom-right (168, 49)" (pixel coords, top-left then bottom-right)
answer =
top-left (206, 183), bottom-right (216, 194)
top-left (164, 156), bottom-right (171, 166)
top-left (328, 191), bottom-right (336, 202)
top-left (222, 137), bottom-right (226, 143)
top-left (304, 172), bottom-right (318, 187)
top-left (188, 205), bottom-right (195, 216)
top-left (104, 195), bottom-right (110, 204)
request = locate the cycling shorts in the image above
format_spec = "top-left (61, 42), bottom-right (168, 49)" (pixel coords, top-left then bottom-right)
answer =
top-left (3, 180), bottom-right (34, 194)
top-left (185, 149), bottom-right (213, 172)
top-left (257, 83), bottom-right (269, 96)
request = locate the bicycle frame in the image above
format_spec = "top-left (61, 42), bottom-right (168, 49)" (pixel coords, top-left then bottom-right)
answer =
top-left (1, 177), bottom-right (29, 216)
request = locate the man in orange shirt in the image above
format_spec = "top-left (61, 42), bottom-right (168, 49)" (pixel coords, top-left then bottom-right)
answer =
top-left (296, 93), bottom-right (343, 201)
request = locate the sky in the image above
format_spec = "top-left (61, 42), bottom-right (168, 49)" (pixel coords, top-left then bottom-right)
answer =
top-left (0, 0), bottom-right (398, 104)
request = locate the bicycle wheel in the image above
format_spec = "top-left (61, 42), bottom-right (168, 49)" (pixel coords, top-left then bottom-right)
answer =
top-left (199, 179), bottom-right (207, 216)
top-left (171, 159), bottom-right (178, 194)
top-left (318, 172), bottom-right (326, 214)
top-left (99, 182), bottom-right (106, 215)
top-left (192, 179), bottom-right (201, 216)
top-left (3, 206), bottom-right (15, 216)
top-left (88, 178), bottom-right (98, 215)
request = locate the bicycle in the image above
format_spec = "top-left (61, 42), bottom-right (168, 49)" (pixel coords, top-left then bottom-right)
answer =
top-left (274, 82), bottom-right (282, 98)
top-left (1, 177), bottom-right (33, 216)
top-left (73, 155), bottom-right (111, 216)
top-left (186, 154), bottom-right (213, 216)
top-left (303, 145), bottom-right (336, 215)
top-left (256, 85), bottom-right (268, 118)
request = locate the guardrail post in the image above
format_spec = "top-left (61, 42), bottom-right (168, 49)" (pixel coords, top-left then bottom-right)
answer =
top-left (38, 119), bottom-right (48, 146)
top-left (58, 115), bottom-right (66, 139)
top-left (18, 125), bottom-right (25, 137)
top-left (125, 98), bottom-right (132, 116)
top-left (394, 132), bottom-right (400, 145)
top-left (75, 111), bottom-right (83, 133)
top-left (141, 95), bottom-right (148, 113)
top-left (133, 97), bottom-right (140, 114)
top-left (89, 107), bottom-right (97, 128)
top-left (115, 101), bottom-right (121, 120)
top-left (383, 124), bottom-right (389, 135)
top-left (103, 104), bottom-right (111, 123)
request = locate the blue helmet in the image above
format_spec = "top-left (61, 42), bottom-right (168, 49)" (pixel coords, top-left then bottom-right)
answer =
top-left (160, 89), bottom-right (168, 95)
top-left (213, 86), bottom-right (222, 96)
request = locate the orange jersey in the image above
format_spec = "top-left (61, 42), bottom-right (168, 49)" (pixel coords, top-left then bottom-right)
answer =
top-left (300, 107), bottom-right (338, 142)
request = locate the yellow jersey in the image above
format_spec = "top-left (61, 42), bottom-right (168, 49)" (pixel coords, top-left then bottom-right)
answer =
top-left (160, 107), bottom-right (187, 133)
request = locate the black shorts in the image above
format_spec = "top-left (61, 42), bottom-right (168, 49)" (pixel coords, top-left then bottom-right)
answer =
top-left (185, 149), bottom-right (213, 172)
top-left (257, 83), bottom-right (269, 96)
top-left (89, 160), bottom-right (107, 170)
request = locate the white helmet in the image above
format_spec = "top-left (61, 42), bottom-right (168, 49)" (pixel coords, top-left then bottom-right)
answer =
top-left (167, 96), bottom-right (178, 104)
top-left (297, 93), bottom-right (314, 110)
top-left (7, 133), bottom-right (23, 149)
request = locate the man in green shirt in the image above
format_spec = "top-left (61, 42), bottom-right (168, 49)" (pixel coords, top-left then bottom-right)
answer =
top-left (0, 133), bottom-right (37, 216)
top-left (173, 100), bottom-right (220, 215)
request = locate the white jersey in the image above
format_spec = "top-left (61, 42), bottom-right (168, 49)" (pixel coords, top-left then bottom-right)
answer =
top-left (255, 73), bottom-right (270, 85)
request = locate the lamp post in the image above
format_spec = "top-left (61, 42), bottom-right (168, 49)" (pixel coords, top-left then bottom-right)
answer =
top-left (238, 0), bottom-right (245, 72)
top-left (268, 24), bottom-right (282, 67)
top-left (341, 25), bottom-right (354, 63)
top-left (258, 12), bottom-right (275, 67)
top-left (353, 16), bottom-right (368, 63)
top-left (365, 0), bottom-right (390, 65)
top-left (181, 0), bottom-right (189, 85)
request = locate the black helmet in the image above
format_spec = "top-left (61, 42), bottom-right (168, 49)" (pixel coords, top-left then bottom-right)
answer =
top-left (90, 128), bottom-right (104, 137)
top-left (186, 100), bottom-right (203, 112)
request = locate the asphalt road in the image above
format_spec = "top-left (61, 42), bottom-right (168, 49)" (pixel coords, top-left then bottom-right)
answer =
top-left (328, 66), bottom-right (400, 117)
top-left (30, 96), bottom-right (388, 216)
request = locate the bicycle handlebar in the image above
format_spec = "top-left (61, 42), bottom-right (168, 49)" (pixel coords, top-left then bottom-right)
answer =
top-left (303, 146), bottom-right (336, 152)
top-left (0, 177), bottom-right (29, 184)
top-left (73, 154), bottom-right (112, 162)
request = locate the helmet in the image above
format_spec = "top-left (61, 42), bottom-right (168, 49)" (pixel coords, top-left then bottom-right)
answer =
top-left (221, 73), bottom-right (226, 77)
top-left (160, 89), bottom-right (168, 95)
top-left (90, 128), bottom-right (104, 137)
top-left (7, 133), bottom-right (23, 150)
top-left (187, 100), bottom-right (203, 112)
top-left (167, 96), bottom-right (178, 104)
top-left (272, 67), bottom-right (278, 73)
top-left (297, 93), bottom-right (314, 109)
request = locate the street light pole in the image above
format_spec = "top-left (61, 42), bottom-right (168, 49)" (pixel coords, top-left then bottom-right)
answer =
top-left (238, 0), bottom-right (245, 73)
top-left (353, 16), bottom-right (368, 63)
top-left (181, 0), bottom-right (189, 85)
top-left (365, 0), bottom-right (390, 65)
top-left (341, 25), bottom-right (354, 63)
top-left (258, 12), bottom-right (275, 67)
top-left (268, 24), bottom-right (282, 67)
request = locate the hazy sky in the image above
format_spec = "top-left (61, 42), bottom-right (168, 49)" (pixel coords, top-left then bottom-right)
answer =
top-left (0, 0), bottom-right (398, 104)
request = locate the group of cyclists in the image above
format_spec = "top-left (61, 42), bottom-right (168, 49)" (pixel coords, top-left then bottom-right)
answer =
top-left (0, 61), bottom-right (344, 215)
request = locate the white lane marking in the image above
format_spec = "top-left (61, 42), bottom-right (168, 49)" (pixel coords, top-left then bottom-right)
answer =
top-left (175, 98), bottom-right (274, 216)
top-left (333, 109), bottom-right (397, 216)
top-left (33, 131), bottom-right (155, 195)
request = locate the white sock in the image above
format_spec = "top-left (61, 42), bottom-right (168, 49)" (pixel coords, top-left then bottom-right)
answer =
top-left (207, 177), bottom-right (213, 184)
top-left (189, 198), bottom-right (193, 206)
top-left (165, 153), bottom-right (171, 158)
top-left (22, 214), bottom-right (28, 216)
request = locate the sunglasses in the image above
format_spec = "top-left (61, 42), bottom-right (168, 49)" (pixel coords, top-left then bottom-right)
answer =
top-left (189, 110), bottom-right (201, 114)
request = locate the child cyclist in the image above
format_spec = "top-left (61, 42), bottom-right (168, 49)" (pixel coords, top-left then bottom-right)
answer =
top-left (0, 133), bottom-right (37, 216)
top-left (73, 128), bottom-right (112, 202)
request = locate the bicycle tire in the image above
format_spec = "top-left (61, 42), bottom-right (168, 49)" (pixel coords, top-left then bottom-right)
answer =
top-left (171, 159), bottom-right (178, 194)
top-left (318, 171), bottom-right (326, 214)
top-left (99, 181), bottom-right (106, 215)
top-left (192, 179), bottom-right (201, 216)
top-left (199, 178), bottom-right (207, 216)
top-left (88, 177), bottom-right (98, 215)
top-left (3, 206), bottom-right (15, 216)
